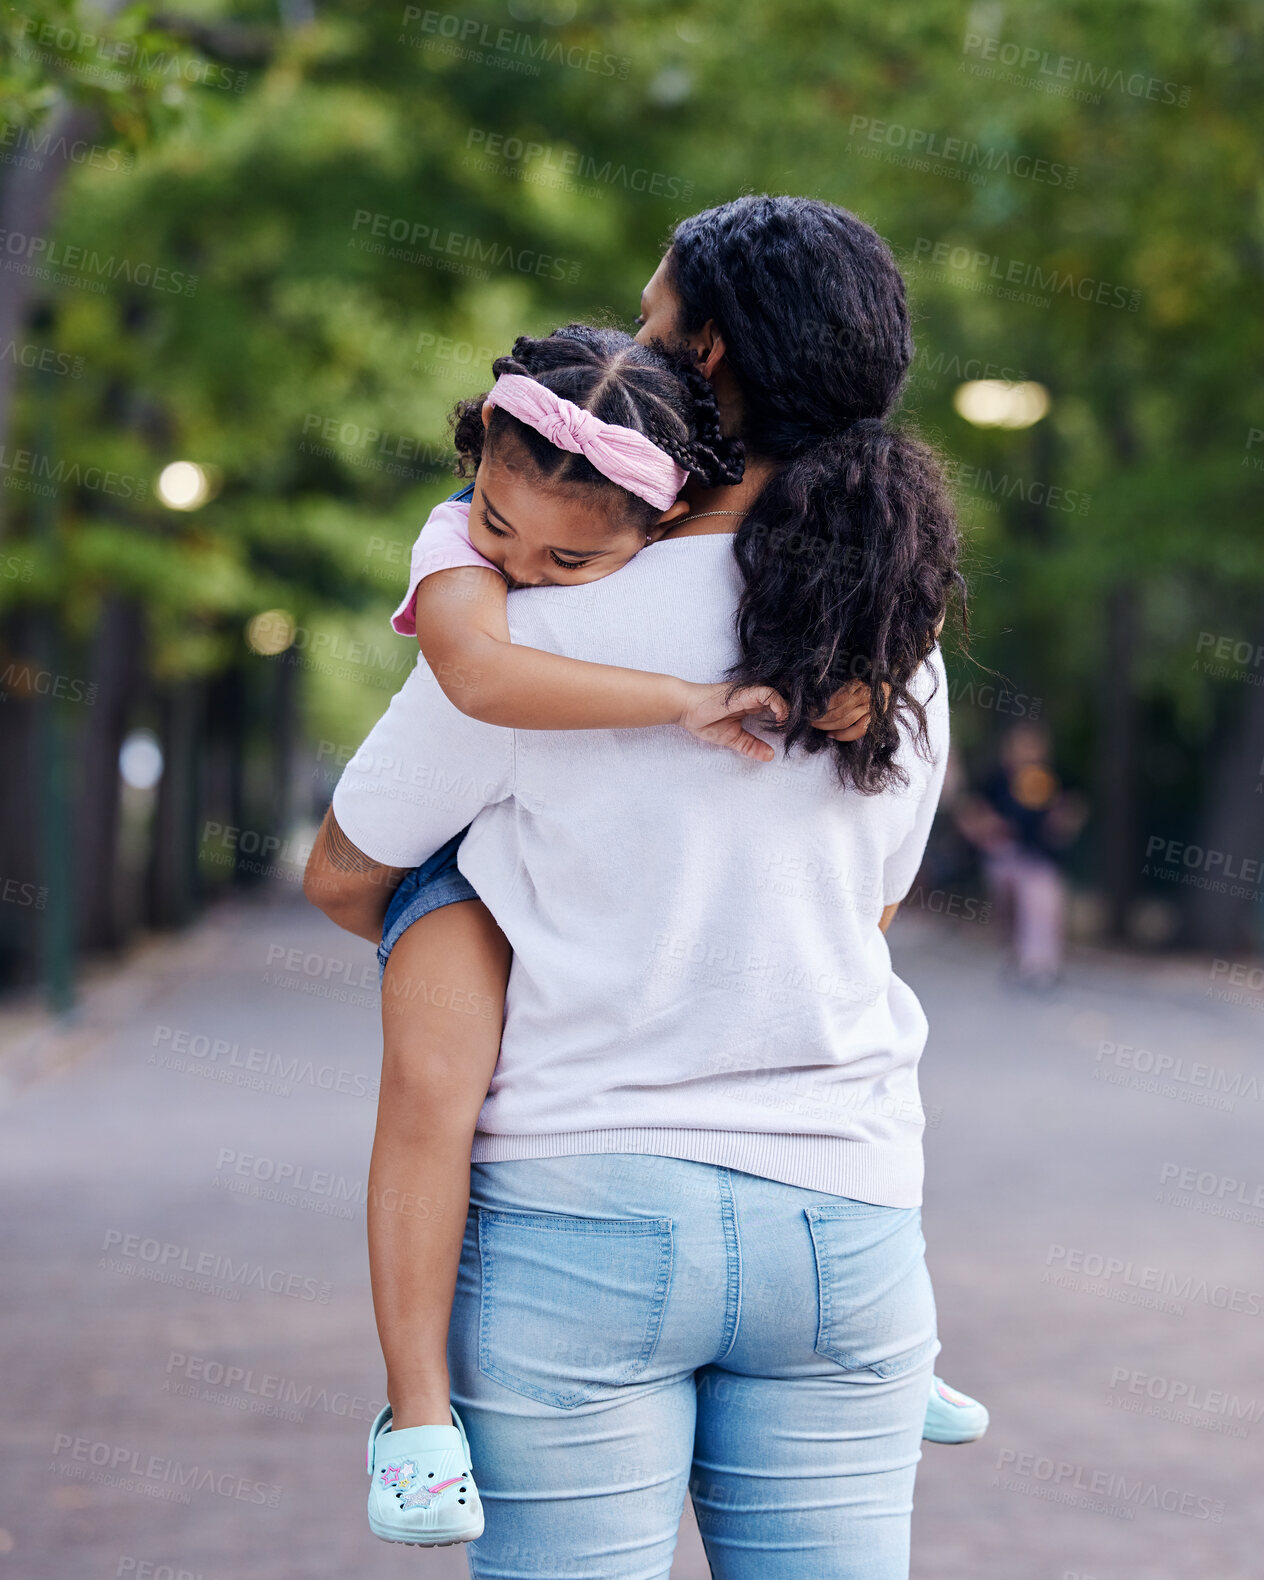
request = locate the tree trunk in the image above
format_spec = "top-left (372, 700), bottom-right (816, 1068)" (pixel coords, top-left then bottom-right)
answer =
top-left (0, 612), bottom-right (44, 987)
top-left (1184, 613), bottom-right (1264, 952)
top-left (148, 681), bottom-right (204, 929)
top-left (1097, 584), bottom-right (1139, 940)
top-left (268, 653), bottom-right (297, 847)
top-left (75, 595), bottom-right (146, 952)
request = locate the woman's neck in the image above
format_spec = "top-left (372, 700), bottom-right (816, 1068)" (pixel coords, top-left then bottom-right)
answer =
top-left (667, 454), bottom-right (780, 537)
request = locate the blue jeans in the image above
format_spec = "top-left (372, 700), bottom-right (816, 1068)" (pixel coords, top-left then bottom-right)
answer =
top-left (449, 1153), bottom-right (938, 1579)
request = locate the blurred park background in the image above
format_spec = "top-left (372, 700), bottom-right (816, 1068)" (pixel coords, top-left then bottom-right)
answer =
top-left (1, 0), bottom-right (1262, 1003)
top-left (4, 5), bottom-right (1264, 1578)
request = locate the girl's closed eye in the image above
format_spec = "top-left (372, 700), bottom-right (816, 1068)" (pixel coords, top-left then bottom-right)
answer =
top-left (479, 503), bottom-right (594, 574)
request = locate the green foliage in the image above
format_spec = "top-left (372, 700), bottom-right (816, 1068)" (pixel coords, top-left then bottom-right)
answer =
top-left (4, 0), bottom-right (1262, 773)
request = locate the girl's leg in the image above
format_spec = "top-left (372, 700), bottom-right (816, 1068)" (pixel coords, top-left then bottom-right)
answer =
top-left (369, 898), bottom-right (510, 1428)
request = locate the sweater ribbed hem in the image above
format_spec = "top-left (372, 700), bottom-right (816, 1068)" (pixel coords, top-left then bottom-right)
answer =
top-left (470, 1127), bottom-right (923, 1208)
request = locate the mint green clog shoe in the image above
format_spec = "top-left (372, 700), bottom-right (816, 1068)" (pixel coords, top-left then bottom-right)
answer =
top-left (923, 1375), bottom-right (989, 1444)
top-left (366, 1403), bottom-right (484, 1546)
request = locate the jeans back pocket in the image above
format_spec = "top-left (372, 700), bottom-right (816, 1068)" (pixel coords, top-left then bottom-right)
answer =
top-left (804, 1201), bottom-right (938, 1378)
top-left (477, 1207), bottom-right (674, 1409)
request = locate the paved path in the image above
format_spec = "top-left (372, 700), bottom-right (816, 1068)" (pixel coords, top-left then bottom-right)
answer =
top-left (2, 893), bottom-right (1260, 1578)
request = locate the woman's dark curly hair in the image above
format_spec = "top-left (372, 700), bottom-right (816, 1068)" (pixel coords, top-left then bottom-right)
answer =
top-left (451, 323), bottom-right (744, 529)
top-left (667, 195), bottom-right (967, 791)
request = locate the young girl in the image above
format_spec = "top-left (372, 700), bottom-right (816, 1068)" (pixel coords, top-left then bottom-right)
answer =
top-left (353, 326), bottom-right (985, 1549)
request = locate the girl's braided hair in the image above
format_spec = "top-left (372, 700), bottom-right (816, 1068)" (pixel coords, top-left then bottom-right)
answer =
top-left (451, 323), bottom-right (744, 525)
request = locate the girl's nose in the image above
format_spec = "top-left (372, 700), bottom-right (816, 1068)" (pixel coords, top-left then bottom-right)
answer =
top-left (500, 555), bottom-right (546, 589)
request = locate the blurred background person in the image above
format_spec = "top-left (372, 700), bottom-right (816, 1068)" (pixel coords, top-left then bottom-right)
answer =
top-left (953, 721), bottom-right (1088, 990)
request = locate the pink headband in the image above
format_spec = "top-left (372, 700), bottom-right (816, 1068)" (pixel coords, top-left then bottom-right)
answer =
top-left (485, 373), bottom-right (688, 512)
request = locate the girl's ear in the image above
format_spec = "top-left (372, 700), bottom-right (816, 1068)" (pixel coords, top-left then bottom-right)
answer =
top-left (481, 400), bottom-right (494, 429)
top-left (646, 499), bottom-right (691, 540)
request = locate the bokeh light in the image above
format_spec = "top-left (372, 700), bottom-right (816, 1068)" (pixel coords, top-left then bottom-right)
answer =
top-left (118, 728), bottom-right (164, 790)
top-left (245, 609), bottom-right (297, 655)
top-left (952, 380), bottom-right (1050, 430)
top-left (155, 461), bottom-right (212, 510)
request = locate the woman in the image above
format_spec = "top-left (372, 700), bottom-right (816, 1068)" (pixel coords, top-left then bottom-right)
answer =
top-left (308, 194), bottom-right (965, 1578)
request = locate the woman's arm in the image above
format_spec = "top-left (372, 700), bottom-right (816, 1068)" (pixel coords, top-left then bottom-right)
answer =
top-left (303, 807), bottom-right (410, 942)
top-left (414, 567), bottom-right (783, 760)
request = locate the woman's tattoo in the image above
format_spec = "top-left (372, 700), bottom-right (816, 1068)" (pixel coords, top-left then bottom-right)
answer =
top-left (321, 815), bottom-right (383, 873)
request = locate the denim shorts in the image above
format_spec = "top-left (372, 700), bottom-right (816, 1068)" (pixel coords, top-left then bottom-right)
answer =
top-left (377, 827), bottom-right (477, 980)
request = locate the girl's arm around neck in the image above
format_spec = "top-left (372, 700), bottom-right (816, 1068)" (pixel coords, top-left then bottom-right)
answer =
top-left (413, 567), bottom-right (782, 760)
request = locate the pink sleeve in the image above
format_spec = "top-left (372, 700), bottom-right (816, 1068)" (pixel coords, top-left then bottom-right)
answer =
top-left (390, 500), bottom-right (501, 636)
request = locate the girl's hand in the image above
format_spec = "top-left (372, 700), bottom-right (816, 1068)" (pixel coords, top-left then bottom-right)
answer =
top-left (811, 678), bottom-right (890, 741)
top-left (678, 682), bottom-right (788, 762)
